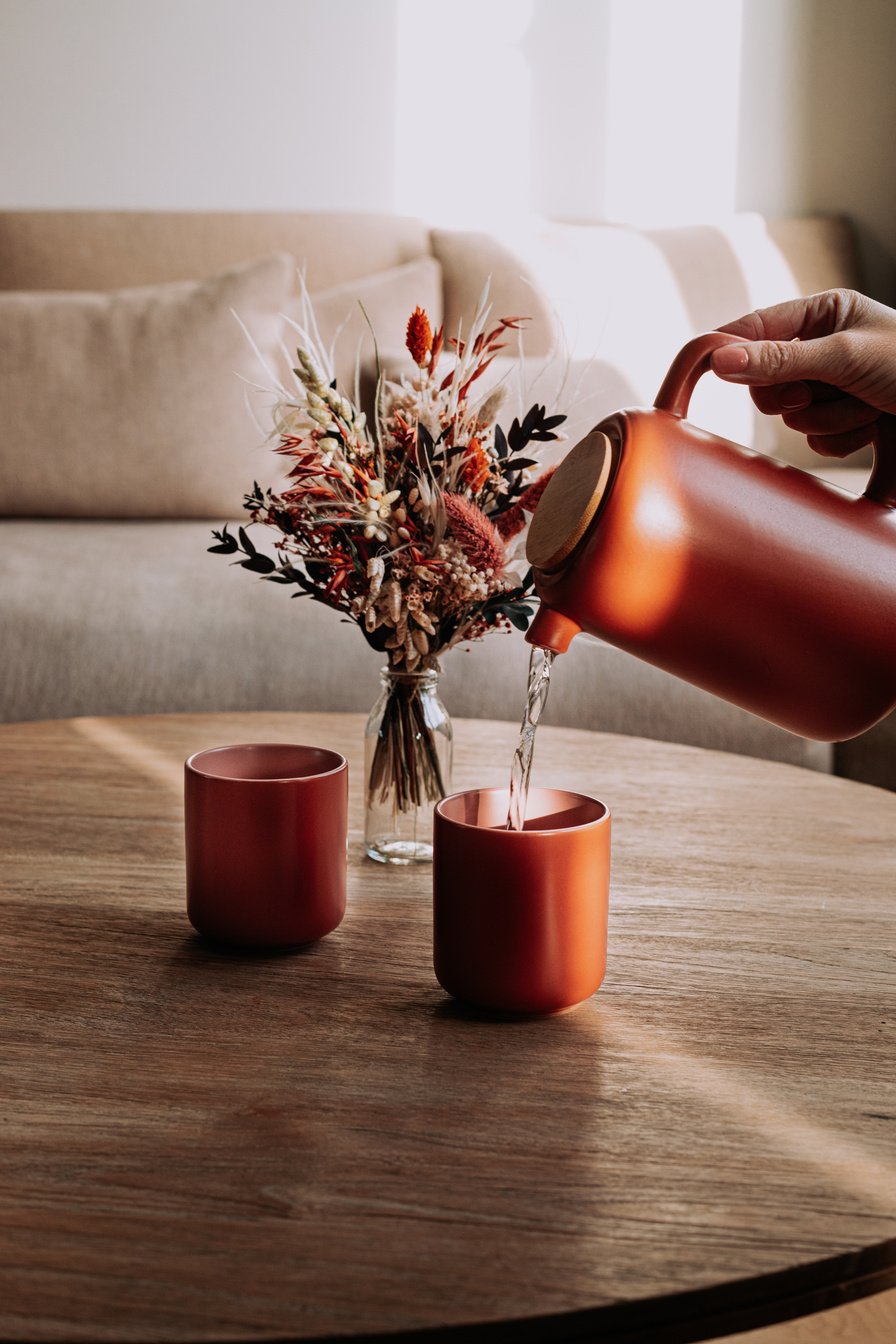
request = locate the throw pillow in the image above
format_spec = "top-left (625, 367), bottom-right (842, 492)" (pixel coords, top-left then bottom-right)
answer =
top-left (0, 253), bottom-right (295, 519)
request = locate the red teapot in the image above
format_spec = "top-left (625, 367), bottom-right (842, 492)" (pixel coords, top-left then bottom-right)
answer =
top-left (525, 331), bottom-right (896, 741)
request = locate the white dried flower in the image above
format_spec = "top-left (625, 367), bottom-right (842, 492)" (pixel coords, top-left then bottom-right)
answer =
top-left (367, 556), bottom-right (385, 601)
top-left (404, 633), bottom-right (420, 668)
top-left (307, 404), bottom-right (332, 428)
top-left (387, 580), bottom-right (402, 625)
top-left (477, 386), bottom-right (507, 424)
top-left (296, 349), bottom-right (326, 390)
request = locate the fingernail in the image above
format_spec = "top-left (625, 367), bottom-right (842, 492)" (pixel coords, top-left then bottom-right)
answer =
top-left (780, 384), bottom-right (811, 411)
top-left (712, 345), bottom-right (750, 374)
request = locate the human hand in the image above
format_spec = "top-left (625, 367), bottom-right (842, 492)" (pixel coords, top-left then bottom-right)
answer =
top-left (709, 289), bottom-right (896, 457)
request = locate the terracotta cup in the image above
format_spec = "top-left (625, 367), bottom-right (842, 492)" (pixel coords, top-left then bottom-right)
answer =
top-left (433, 787), bottom-right (611, 1014)
top-left (184, 743), bottom-right (348, 948)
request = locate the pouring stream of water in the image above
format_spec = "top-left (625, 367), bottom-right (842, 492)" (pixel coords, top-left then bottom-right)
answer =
top-left (506, 645), bottom-right (555, 830)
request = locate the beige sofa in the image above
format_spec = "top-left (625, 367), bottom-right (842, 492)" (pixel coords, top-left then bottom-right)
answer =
top-left (1, 208), bottom-right (891, 788)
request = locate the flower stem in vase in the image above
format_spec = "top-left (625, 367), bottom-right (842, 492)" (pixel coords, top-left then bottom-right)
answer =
top-left (364, 666), bottom-right (452, 865)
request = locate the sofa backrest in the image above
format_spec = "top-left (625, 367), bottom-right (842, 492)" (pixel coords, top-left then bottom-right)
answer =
top-left (0, 209), bottom-right (557, 355)
top-left (0, 208), bottom-right (866, 521)
top-left (0, 210), bottom-right (432, 293)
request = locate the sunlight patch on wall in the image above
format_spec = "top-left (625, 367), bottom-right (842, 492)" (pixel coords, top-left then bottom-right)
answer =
top-left (604, 0), bottom-right (744, 226)
top-left (393, 0), bottom-right (535, 228)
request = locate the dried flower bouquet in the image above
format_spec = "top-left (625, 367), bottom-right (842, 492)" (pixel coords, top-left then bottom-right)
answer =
top-left (210, 285), bottom-right (566, 855)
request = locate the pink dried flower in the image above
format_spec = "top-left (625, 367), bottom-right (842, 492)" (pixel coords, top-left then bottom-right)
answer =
top-left (494, 468), bottom-right (557, 540)
top-left (442, 493), bottom-right (505, 576)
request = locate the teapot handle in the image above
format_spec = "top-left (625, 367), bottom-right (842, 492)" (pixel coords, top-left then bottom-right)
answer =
top-left (655, 332), bottom-right (896, 510)
top-left (866, 415), bottom-right (896, 508)
top-left (654, 330), bottom-right (742, 418)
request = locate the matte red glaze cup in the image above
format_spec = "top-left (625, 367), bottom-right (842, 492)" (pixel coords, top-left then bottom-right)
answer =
top-left (184, 743), bottom-right (348, 948)
top-left (433, 787), bottom-right (610, 1014)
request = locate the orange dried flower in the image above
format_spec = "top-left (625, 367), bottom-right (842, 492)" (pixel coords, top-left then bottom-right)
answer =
top-left (460, 436), bottom-right (491, 493)
top-left (443, 493), bottom-right (505, 576)
top-left (428, 324), bottom-right (444, 372)
top-left (406, 306), bottom-right (432, 367)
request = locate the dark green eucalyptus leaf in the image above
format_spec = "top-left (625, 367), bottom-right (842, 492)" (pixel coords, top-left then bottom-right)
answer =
top-left (208, 525), bottom-right (237, 554)
top-left (519, 404), bottom-right (541, 438)
top-left (272, 510), bottom-right (296, 534)
top-left (494, 424), bottom-right (509, 459)
top-left (417, 424), bottom-right (435, 463)
top-left (238, 526), bottom-right (256, 556)
top-left (240, 554), bottom-right (277, 574)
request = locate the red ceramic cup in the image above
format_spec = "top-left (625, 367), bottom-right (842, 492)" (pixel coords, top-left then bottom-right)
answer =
top-left (184, 743), bottom-right (348, 948)
top-left (433, 787), bottom-right (610, 1014)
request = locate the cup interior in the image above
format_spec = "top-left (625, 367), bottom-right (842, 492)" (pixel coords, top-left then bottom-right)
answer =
top-left (186, 742), bottom-right (345, 782)
top-left (437, 787), bottom-right (606, 832)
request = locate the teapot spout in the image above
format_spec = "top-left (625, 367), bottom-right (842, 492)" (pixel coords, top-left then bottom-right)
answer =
top-left (525, 604), bottom-right (582, 654)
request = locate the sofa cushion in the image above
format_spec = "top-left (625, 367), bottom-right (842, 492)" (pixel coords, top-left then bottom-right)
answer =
top-left (0, 253), bottom-right (294, 519)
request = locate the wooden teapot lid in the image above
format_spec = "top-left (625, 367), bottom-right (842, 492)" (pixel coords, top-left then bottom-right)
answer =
top-left (526, 430), bottom-right (615, 571)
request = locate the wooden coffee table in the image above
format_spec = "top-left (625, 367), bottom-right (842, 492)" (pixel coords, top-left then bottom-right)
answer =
top-left (0, 711), bottom-right (894, 1344)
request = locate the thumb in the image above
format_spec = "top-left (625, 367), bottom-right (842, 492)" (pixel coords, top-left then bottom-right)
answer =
top-left (711, 337), bottom-right (838, 386)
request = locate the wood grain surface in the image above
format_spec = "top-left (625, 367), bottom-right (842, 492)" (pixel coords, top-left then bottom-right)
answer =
top-left (0, 711), bottom-right (894, 1344)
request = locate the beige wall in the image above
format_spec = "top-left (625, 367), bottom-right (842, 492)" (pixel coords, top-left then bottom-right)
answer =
top-left (736, 0), bottom-right (896, 302)
top-left (525, 0), bottom-right (896, 302)
top-left (0, 0), bottom-right (398, 211)
top-left (0, 0), bottom-right (894, 300)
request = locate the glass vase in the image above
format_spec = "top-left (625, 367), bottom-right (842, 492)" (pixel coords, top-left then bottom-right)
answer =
top-left (364, 666), bottom-right (453, 865)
